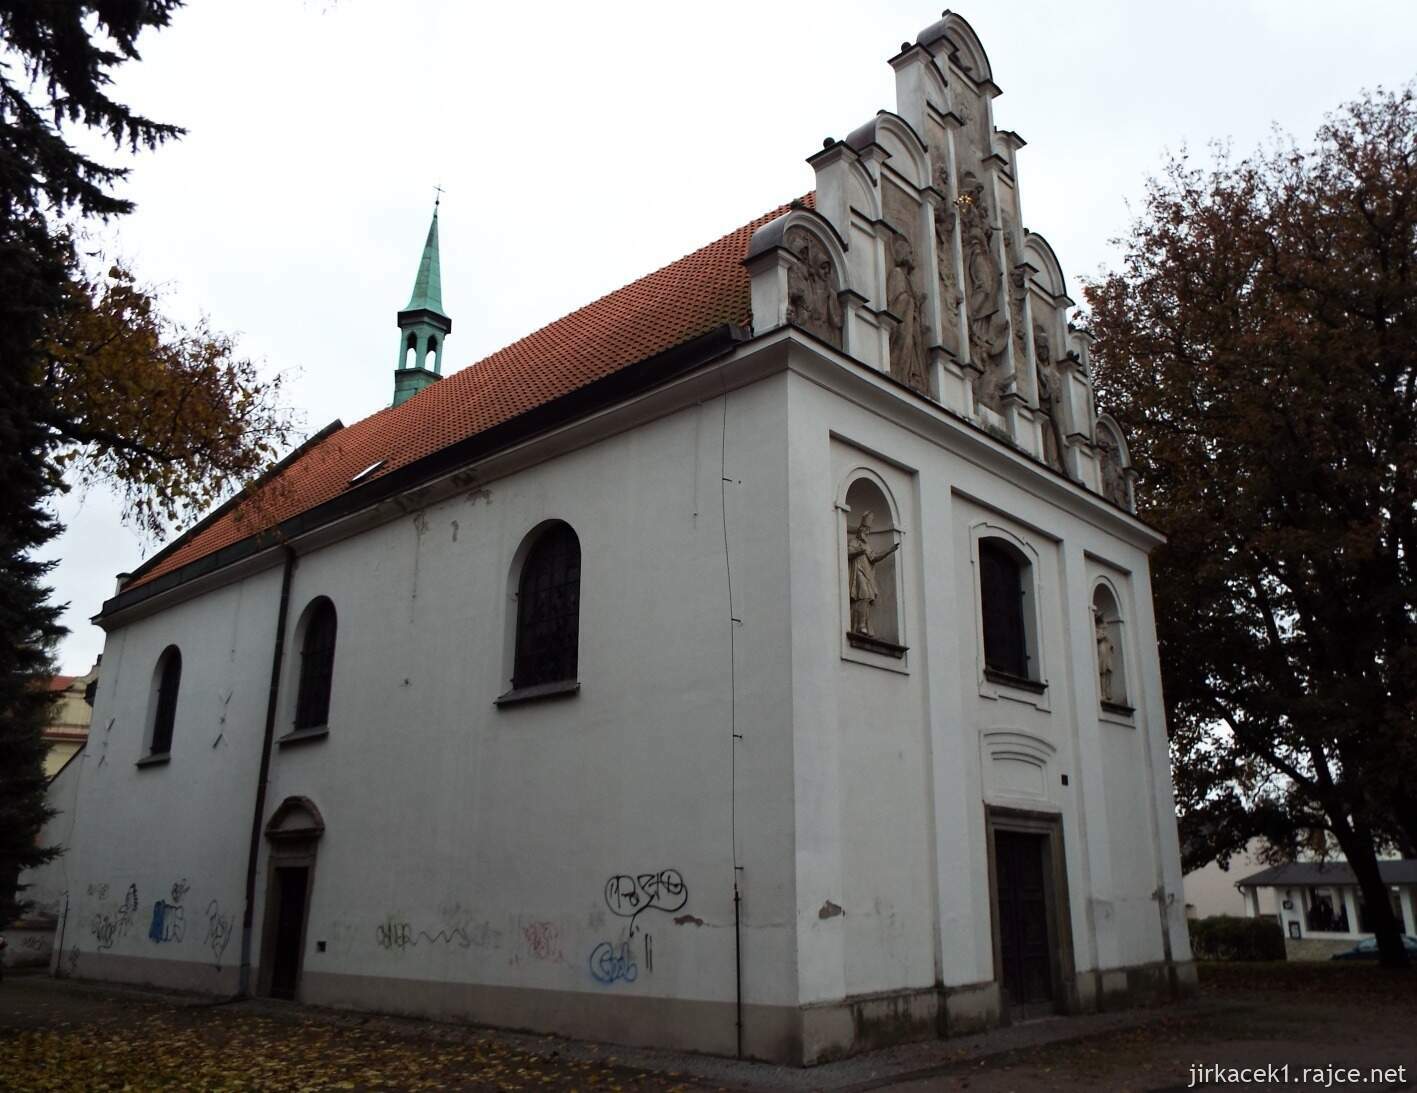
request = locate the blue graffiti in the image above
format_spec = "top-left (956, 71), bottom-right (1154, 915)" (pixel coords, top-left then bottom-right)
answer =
top-left (588, 940), bottom-right (638, 985)
top-left (148, 900), bottom-right (185, 943)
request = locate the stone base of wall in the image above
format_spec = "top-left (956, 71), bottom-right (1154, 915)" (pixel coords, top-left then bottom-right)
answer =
top-left (1077, 959), bottom-right (1199, 1012)
top-left (1285, 937), bottom-right (1355, 961)
top-left (55, 955), bottom-right (1196, 1066)
top-left (303, 959), bottom-right (1194, 1066)
top-left (62, 950), bottom-right (239, 996)
top-left (2, 923), bottom-right (56, 969)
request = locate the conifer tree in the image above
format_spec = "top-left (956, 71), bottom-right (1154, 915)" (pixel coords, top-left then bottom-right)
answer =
top-left (0, 2), bottom-right (290, 926)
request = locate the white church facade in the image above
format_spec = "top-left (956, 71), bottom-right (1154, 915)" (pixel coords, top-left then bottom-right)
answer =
top-left (33, 13), bottom-right (1194, 1065)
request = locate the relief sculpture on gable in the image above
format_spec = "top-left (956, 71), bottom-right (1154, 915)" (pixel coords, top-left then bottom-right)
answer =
top-left (957, 172), bottom-right (1011, 408)
top-left (1033, 324), bottom-right (1067, 473)
top-left (932, 161), bottom-right (962, 353)
top-left (1098, 433), bottom-right (1129, 509)
top-left (1003, 224), bottom-right (1029, 367)
top-left (886, 231), bottom-right (930, 394)
top-left (783, 225), bottom-right (844, 349)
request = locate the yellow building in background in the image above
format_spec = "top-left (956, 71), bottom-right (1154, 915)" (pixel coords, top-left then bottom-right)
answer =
top-left (43, 659), bottom-right (99, 777)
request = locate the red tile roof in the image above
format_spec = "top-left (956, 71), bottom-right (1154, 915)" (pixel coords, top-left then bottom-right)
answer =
top-left (46, 675), bottom-right (77, 692)
top-left (128, 198), bottom-right (811, 590)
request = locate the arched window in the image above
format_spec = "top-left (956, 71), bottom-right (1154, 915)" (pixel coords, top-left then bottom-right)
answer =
top-left (149, 645), bottom-right (182, 756)
top-left (512, 522), bottom-right (581, 689)
top-left (424, 336), bottom-right (437, 370)
top-left (1092, 583), bottom-right (1129, 710)
top-left (294, 598), bottom-right (338, 731)
top-left (979, 538), bottom-right (1030, 680)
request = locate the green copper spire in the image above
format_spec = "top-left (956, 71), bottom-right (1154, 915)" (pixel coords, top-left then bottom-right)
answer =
top-left (404, 205), bottom-right (445, 314)
top-left (393, 196), bottom-right (452, 407)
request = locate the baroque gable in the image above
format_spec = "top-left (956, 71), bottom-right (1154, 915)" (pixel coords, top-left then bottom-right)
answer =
top-left (746, 11), bottom-right (1135, 511)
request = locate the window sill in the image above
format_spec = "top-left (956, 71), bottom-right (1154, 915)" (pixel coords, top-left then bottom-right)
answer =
top-left (135, 753), bottom-right (171, 769)
top-left (1100, 700), bottom-right (1135, 718)
top-left (495, 679), bottom-right (580, 707)
top-left (983, 668), bottom-right (1047, 694)
top-left (846, 632), bottom-right (908, 659)
top-left (278, 726), bottom-right (330, 748)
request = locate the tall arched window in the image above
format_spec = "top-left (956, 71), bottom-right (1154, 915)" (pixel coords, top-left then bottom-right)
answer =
top-left (150, 645), bottom-right (182, 756)
top-left (294, 598), bottom-right (338, 731)
top-left (512, 522), bottom-right (581, 689)
top-left (979, 538), bottom-right (1030, 680)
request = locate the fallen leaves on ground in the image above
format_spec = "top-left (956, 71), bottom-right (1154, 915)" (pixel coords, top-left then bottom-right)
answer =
top-left (1, 1008), bottom-right (700, 1092)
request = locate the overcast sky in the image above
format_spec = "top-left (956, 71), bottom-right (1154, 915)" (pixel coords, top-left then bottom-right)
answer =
top-left (41, 0), bottom-right (1417, 674)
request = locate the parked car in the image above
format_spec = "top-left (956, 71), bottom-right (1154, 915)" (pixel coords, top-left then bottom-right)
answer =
top-left (1330, 935), bottom-right (1417, 960)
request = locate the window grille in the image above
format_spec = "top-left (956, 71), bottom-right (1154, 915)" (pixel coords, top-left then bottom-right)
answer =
top-left (512, 524), bottom-right (581, 689)
top-left (151, 647), bottom-right (182, 755)
top-left (294, 599), bottom-right (337, 731)
top-left (980, 540), bottom-right (1029, 678)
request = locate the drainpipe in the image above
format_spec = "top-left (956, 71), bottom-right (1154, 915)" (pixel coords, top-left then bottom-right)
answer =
top-left (237, 545), bottom-right (296, 997)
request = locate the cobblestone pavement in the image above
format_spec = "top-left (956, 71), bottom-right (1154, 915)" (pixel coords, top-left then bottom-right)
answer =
top-left (0, 963), bottom-right (1412, 1091)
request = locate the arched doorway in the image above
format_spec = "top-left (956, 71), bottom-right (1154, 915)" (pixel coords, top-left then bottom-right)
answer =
top-left (258, 796), bottom-right (324, 1000)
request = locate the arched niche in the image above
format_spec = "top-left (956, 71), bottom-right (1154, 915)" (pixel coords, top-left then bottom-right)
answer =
top-left (1092, 580), bottom-right (1131, 712)
top-left (838, 471), bottom-right (905, 657)
top-left (1095, 414), bottom-right (1134, 512)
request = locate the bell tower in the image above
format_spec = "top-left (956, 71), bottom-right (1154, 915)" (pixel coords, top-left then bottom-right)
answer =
top-left (392, 198), bottom-right (452, 406)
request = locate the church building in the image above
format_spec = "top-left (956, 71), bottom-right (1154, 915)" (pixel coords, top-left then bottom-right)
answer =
top-left (39, 13), bottom-right (1194, 1065)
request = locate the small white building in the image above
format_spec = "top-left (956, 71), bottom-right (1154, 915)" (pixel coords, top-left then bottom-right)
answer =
top-left (1236, 862), bottom-right (1417, 961)
top-left (32, 13), bottom-right (1193, 1064)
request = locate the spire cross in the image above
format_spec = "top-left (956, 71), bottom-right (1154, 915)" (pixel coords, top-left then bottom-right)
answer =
top-left (433, 183), bottom-right (445, 210)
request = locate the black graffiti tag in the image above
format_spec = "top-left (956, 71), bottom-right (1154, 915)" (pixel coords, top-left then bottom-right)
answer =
top-left (603, 869), bottom-right (688, 935)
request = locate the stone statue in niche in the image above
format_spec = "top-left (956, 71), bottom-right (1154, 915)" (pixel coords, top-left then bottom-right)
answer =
top-left (1033, 324), bottom-right (1067, 473)
top-left (932, 162), bottom-right (962, 351)
top-left (886, 231), bottom-right (930, 394)
top-left (957, 173), bottom-right (1011, 407)
top-left (1097, 431), bottom-right (1129, 509)
top-left (784, 225), bottom-right (843, 349)
top-left (1094, 606), bottom-right (1116, 703)
top-left (847, 512), bottom-right (900, 637)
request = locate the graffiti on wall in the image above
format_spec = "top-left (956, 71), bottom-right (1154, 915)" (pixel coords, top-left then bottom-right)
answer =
top-left (148, 879), bottom-right (189, 944)
top-left (521, 920), bottom-right (564, 963)
top-left (204, 900), bottom-right (234, 968)
top-left (90, 884), bottom-right (139, 951)
top-left (603, 869), bottom-right (688, 935)
top-left (589, 867), bottom-right (689, 986)
top-left (374, 916), bottom-right (501, 953)
top-left (588, 940), bottom-right (638, 985)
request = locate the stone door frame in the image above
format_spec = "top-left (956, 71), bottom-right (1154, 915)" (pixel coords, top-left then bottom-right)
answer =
top-left (984, 805), bottom-right (1077, 1019)
top-left (256, 796), bottom-right (324, 999)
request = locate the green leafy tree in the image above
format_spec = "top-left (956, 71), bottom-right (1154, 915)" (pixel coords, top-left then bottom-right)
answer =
top-left (1087, 87), bottom-right (1416, 968)
top-left (1, 1), bottom-right (291, 927)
